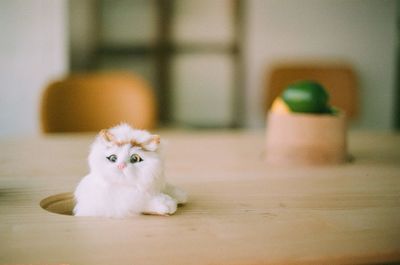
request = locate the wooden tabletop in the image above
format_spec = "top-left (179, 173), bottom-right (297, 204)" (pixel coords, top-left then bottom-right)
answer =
top-left (1, 130), bottom-right (399, 265)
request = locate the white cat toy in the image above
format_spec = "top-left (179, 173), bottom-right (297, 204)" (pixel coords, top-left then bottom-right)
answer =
top-left (73, 123), bottom-right (187, 217)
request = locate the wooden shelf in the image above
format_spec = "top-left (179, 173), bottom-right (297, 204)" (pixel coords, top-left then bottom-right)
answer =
top-left (89, 0), bottom-right (245, 127)
top-left (96, 44), bottom-right (239, 57)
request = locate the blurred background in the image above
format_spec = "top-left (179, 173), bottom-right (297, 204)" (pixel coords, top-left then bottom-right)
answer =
top-left (0, 0), bottom-right (398, 136)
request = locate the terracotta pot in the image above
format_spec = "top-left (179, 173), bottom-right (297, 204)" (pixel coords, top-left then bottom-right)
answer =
top-left (265, 112), bottom-right (348, 165)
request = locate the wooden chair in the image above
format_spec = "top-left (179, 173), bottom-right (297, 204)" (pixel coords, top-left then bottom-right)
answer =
top-left (40, 72), bottom-right (158, 133)
top-left (265, 62), bottom-right (358, 118)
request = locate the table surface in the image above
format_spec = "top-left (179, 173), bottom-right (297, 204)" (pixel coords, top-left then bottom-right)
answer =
top-left (1, 130), bottom-right (399, 265)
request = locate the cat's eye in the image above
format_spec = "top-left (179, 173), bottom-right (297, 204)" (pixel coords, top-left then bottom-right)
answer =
top-left (107, 154), bottom-right (117, 163)
top-left (130, 154), bottom-right (143, 163)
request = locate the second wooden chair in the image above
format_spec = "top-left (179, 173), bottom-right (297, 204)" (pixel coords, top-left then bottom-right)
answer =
top-left (265, 62), bottom-right (358, 118)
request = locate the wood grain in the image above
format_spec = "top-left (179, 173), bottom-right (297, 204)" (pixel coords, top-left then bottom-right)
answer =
top-left (0, 131), bottom-right (399, 265)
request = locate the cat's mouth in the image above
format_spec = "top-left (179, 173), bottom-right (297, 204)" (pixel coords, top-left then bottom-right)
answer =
top-left (114, 170), bottom-right (137, 183)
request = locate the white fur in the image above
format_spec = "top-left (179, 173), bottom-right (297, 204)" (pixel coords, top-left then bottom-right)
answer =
top-left (73, 123), bottom-right (187, 218)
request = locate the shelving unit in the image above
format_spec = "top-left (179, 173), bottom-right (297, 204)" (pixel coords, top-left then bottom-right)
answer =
top-left (74, 0), bottom-right (245, 127)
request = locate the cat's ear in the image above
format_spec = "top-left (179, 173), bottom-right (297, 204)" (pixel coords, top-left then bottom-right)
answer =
top-left (142, 135), bottom-right (160, 151)
top-left (99, 129), bottom-right (115, 146)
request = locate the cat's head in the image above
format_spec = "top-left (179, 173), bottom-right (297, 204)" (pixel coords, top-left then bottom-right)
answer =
top-left (88, 123), bottom-right (163, 185)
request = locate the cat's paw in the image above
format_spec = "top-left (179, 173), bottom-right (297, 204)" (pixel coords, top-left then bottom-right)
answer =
top-left (171, 188), bottom-right (188, 205)
top-left (145, 194), bottom-right (177, 216)
top-left (164, 184), bottom-right (188, 205)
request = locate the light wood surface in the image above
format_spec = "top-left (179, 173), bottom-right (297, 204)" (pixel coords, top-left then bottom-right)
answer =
top-left (1, 130), bottom-right (399, 265)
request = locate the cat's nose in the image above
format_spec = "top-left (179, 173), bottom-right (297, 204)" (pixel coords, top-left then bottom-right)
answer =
top-left (117, 163), bottom-right (126, 170)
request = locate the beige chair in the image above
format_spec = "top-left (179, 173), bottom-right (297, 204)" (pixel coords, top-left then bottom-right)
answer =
top-left (265, 62), bottom-right (358, 118)
top-left (40, 71), bottom-right (158, 133)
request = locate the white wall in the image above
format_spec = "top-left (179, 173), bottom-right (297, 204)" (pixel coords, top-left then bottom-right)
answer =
top-left (0, 0), bottom-right (68, 136)
top-left (245, 0), bottom-right (398, 130)
top-left (1, 0), bottom-right (397, 134)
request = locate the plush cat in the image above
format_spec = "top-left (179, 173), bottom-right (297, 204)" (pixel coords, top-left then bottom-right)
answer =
top-left (73, 123), bottom-right (187, 217)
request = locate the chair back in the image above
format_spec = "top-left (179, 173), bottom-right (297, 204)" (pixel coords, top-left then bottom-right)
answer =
top-left (265, 63), bottom-right (358, 118)
top-left (41, 72), bottom-right (157, 133)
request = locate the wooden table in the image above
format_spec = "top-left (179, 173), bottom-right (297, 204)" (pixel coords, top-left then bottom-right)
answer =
top-left (1, 130), bottom-right (399, 265)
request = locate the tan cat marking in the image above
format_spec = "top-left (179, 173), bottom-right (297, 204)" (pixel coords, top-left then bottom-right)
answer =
top-left (100, 129), bottom-right (159, 151)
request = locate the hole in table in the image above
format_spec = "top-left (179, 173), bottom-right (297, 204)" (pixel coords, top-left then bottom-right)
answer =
top-left (40, 192), bottom-right (74, 216)
top-left (40, 192), bottom-right (186, 217)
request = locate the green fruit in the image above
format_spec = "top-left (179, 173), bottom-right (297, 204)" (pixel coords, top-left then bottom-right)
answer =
top-left (323, 105), bottom-right (340, 115)
top-left (282, 80), bottom-right (329, 113)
